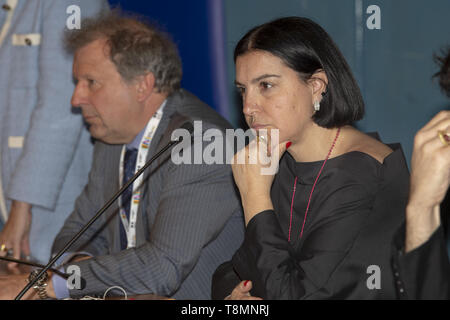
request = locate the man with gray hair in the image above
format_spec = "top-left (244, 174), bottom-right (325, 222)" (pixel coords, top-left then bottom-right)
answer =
top-left (0, 11), bottom-right (244, 299)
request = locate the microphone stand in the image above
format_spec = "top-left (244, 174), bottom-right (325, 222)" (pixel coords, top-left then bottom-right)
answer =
top-left (15, 134), bottom-right (186, 300)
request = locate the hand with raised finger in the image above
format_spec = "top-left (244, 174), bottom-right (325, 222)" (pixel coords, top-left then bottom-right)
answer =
top-left (409, 111), bottom-right (450, 209)
top-left (406, 110), bottom-right (450, 252)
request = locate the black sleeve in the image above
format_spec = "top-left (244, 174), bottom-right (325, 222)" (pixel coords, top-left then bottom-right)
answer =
top-left (211, 261), bottom-right (242, 300)
top-left (392, 224), bottom-right (450, 300)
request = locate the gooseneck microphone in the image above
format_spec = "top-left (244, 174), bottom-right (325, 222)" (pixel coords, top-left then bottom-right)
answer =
top-left (15, 122), bottom-right (194, 300)
top-left (0, 256), bottom-right (69, 279)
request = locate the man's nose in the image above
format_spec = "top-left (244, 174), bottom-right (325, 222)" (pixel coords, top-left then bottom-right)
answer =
top-left (71, 82), bottom-right (86, 108)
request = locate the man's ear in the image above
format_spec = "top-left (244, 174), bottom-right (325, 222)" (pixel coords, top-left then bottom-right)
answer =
top-left (308, 70), bottom-right (328, 102)
top-left (135, 72), bottom-right (156, 102)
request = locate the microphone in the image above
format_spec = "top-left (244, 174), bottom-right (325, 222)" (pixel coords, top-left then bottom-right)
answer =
top-left (15, 122), bottom-right (194, 300)
top-left (0, 256), bottom-right (69, 279)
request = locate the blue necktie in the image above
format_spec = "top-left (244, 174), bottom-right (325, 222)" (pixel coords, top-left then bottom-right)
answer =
top-left (120, 148), bottom-right (138, 250)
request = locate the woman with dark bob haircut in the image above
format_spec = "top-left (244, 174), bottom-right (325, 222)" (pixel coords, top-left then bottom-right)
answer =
top-left (211, 17), bottom-right (410, 299)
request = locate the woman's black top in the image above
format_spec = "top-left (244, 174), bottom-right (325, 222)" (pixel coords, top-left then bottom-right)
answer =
top-left (212, 146), bottom-right (410, 299)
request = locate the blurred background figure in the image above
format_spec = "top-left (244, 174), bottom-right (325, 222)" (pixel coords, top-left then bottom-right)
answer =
top-left (392, 48), bottom-right (450, 299)
top-left (0, 0), bottom-right (108, 263)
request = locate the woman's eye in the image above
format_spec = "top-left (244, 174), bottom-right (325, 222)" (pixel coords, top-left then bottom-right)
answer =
top-left (260, 81), bottom-right (272, 90)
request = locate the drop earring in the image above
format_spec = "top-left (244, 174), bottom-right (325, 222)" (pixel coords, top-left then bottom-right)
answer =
top-left (314, 101), bottom-right (320, 112)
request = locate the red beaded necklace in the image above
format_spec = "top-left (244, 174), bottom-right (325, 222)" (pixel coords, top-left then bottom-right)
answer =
top-left (287, 128), bottom-right (341, 242)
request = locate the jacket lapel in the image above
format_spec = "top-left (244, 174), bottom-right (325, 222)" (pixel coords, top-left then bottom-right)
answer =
top-left (133, 90), bottom-right (185, 245)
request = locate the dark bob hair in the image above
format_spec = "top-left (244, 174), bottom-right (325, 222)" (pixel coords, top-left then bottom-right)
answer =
top-left (434, 47), bottom-right (450, 97)
top-left (234, 17), bottom-right (364, 128)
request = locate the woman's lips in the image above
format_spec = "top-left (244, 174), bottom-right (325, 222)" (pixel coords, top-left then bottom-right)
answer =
top-left (251, 124), bottom-right (267, 130)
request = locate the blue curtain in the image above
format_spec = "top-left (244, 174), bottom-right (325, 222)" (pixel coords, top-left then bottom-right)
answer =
top-left (107, 0), bottom-right (230, 121)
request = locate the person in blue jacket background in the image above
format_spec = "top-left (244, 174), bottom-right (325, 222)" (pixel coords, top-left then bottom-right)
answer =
top-left (0, 0), bottom-right (109, 264)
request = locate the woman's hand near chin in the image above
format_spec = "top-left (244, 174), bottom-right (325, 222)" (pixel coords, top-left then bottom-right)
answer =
top-left (232, 133), bottom-right (291, 225)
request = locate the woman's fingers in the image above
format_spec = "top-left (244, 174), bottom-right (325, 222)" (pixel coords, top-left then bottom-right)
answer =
top-left (228, 281), bottom-right (263, 300)
top-left (420, 110), bottom-right (450, 133)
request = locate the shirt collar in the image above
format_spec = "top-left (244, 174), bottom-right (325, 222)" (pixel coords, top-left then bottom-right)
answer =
top-left (126, 99), bottom-right (167, 150)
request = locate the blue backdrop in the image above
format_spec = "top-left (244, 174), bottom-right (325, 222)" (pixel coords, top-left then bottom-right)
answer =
top-left (108, 0), bottom-right (230, 120)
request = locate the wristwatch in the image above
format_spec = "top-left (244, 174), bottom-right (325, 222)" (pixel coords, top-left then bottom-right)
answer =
top-left (28, 270), bottom-right (49, 300)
